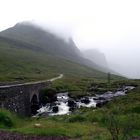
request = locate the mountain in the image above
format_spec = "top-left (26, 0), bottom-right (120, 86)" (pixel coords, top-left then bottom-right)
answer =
top-left (82, 49), bottom-right (108, 69)
top-left (0, 22), bottom-right (121, 82)
top-left (82, 49), bottom-right (122, 76)
top-left (0, 22), bottom-right (81, 59)
top-left (0, 22), bottom-right (107, 71)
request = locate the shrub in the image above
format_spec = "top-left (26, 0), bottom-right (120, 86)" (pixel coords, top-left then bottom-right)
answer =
top-left (0, 111), bottom-right (14, 128)
top-left (67, 115), bottom-right (87, 123)
top-left (131, 106), bottom-right (140, 113)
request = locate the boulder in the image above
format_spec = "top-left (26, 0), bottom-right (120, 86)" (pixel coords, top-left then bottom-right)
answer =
top-left (68, 100), bottom-right (77, 108)
top-left (80, 97), bottom-right (90, 104)
top-left (52, 106), bottom-right (59, 113)
top-left (96, 100), bottom-right (108, 108)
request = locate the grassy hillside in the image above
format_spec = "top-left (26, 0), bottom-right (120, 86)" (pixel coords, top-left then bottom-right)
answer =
top-left (0, 37), bottom-right (111, 82)
top-left (0, 22), bottom-right (124, 83)
top-left (0, 22), bottom-right (115, 74)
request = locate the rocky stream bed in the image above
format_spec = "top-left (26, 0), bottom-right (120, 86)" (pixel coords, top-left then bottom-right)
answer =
top-left (36, 86), bottom-right (135, 116)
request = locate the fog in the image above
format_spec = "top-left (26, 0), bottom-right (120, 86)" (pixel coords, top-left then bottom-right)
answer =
top-left (0, 0), bottom-right (140, 78)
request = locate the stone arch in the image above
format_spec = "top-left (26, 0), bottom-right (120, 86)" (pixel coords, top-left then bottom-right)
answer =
top-left (30, 91), bottom-right (39, 103)
top-left (30, 94), bottom-right (39, 115)
top-left (31, 94), bottom-right (38, 104)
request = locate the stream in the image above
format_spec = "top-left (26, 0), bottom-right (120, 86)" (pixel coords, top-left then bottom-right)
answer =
top-left (36, 86), bottom-right (135, 116)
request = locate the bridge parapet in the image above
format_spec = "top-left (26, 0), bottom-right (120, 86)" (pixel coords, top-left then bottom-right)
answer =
top-left (0, 81), bottom-right (51, 116)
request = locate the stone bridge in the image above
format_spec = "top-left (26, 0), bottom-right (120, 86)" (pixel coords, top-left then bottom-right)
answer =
top-left (0, 74), bottom-right (63, 116)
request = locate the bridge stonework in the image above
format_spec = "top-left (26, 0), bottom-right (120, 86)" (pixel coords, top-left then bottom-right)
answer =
top-left (0, 81), bottom-right (51, 116)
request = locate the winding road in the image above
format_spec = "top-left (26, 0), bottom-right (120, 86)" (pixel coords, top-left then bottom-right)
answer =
top-left (0, 74), bottom-right (64, 89)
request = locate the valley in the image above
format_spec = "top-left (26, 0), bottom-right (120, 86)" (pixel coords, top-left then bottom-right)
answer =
top-left (0, 22), bottom-right (139, 140)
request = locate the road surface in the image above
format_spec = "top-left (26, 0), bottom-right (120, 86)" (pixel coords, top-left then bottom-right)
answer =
top-left (0, 74), bottom-right (64, 89)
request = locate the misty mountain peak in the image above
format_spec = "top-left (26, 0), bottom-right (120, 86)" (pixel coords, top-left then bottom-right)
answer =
top-left (12, 21), bottom-right (73, 43)
top-left (82, 49), bottom-right (108, 68)
top-left (15, 21), bottom-right (33, 27)
top-left (0, 21), bottom-right (83, 59)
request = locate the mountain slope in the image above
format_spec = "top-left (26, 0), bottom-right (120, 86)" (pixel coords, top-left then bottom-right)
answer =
top-left (0, 36), bottom-right (109, 82)
top-left (0, 22), bottom-right (122, 82)
top-left (0, 22), bottom-right (109, 72)
top-left (0, 22), bottom-right (81, 59)
top-left (82, 49), bottom-right (108, 69)
top-left (82, 49), bottom-right (122, 76)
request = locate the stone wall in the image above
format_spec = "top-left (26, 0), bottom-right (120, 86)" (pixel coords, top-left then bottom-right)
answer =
top-left (0, 82), bottom-right (50, 116)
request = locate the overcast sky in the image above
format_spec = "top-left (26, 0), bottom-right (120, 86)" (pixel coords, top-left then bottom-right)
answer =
top-left (0, 0), bottom-right (140, 78)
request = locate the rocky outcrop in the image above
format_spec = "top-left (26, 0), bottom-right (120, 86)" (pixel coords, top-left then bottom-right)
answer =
top-left (80, 97), bottom-right (90, 104)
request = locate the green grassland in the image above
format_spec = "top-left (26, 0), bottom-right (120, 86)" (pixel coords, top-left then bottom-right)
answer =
top-left (0, 38), bottom-right (113, 83)
top-left (0, 79), bottom-right (139, 140)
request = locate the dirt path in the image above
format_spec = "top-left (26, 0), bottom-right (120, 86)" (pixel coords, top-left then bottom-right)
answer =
top-left (0, 74), bottom-right (63, 89)
top-left (0, 130), bottom-right (68, 140)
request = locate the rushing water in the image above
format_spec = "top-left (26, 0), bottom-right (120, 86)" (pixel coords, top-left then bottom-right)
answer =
top-left (36, 86), bottom-right (135, 116)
